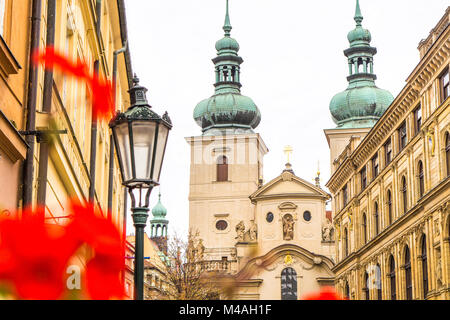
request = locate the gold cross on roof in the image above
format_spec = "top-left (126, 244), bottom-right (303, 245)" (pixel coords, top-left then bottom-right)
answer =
top-left (284, 145), bottom-right (293, 164)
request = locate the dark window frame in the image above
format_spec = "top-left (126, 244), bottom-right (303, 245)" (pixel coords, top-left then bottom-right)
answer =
top-left (363, 272), bottom-right (370, 300)
top-left (440, 67), bottom-right (449, 103)
top-left (389, 255), bottom-right (396, 300)
top-left (342, 184), bottom-right (348, 208)
top-left (401, 176), bottom-right (408, 214)
top-left (376, 263), bottom-right (382, 300)
top-left (361, 167), bottom-right (367, 190)
top-left (281, 267), bottom-right (297, 300)
top-left (413, 105), bottom-right (422, 135)
top-left (418, 161), bottom-right (424, 197)
top-left (398, 122), bottom-right (407, 152)
top-left (374, 202), bottom-right (379, 236)
top-left (387, 190), bottom-right (392, 225)
top-left (405, 246), bottom-right (412, 300)
top-left (446, 132), bottom-right (450, 177)
top-left (216, 155), bottom-right (229, 182)
top-left (385, 139), bottom-right (392, 165)
top-left (372, 153), bottom-right (379, 179)
top-left (362, 213), bottom-right (367, 244)
top-left (421, 235), bottom-right (428, 298)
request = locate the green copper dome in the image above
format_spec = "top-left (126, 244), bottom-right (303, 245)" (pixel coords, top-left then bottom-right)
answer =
top-left (329, 0), bottom-right (393, 129)
top-left (151, 193), bottom-right (167, 218)
top-left (193, 0), bottom-right (261, 135)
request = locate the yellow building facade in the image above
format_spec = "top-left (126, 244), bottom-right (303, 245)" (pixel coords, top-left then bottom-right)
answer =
top-left (0, 0), bottom-right (132, 224)
top-left (326, 8), bottom-right (450, 300)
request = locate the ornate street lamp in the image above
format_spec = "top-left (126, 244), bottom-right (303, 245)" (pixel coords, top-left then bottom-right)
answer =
top-left (109, 75), bottom-right (172, 300)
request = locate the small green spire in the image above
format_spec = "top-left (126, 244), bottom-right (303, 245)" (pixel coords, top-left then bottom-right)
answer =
top-left (223, 0), bottom-right (232, 36)
top-left (354, 0), bottom-right (363, 26)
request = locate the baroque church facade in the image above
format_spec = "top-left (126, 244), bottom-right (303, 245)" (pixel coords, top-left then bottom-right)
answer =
top-left (186, 0), bottom-right (335, 300)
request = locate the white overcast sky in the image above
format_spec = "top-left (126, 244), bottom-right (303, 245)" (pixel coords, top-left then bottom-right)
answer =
top-left (123, 0), bottom-right (449, 237)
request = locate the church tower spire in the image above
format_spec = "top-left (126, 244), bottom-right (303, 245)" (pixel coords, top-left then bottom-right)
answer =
top-left (150, 192), bottom-right (169, 255)
top-left (193, 0), bottom-right (261, 136)
top-left (328, 0), bottom-right (394, 129)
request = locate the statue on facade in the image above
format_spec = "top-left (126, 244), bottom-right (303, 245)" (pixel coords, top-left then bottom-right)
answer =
top-left (235, 221), bottom-right (245, 242)
top-left (196, 239), bottom-right (205, 260)
top-left (249, 221), bottom-right (258, 242)
top-left (436, 249), bottom-right (442, 287)
top-left (322, 220), bottom-right (334, 241)
top-left (282, 214), bottom-right (294, 240)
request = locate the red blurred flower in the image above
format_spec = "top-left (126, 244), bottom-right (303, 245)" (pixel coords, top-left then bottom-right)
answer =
top-left (302, 286), bottom-right (344, 300)
top-left (0, 207), bottom-right (79, 299)
top-left (85, 254), bottom-right (124, 300)
top-left (68, 200), bottom-right (124, 300)
top-left (33, 46), bottom-right (114, 120)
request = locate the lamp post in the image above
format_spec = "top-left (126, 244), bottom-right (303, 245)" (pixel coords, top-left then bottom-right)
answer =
top-left (109, 75), bottom-right (172, 300)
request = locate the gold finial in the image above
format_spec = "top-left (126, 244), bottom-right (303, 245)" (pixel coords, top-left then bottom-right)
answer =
top-left (317, 160), bottom-right (320, 177)
top-left (283, 145), bottom-right (293, 164)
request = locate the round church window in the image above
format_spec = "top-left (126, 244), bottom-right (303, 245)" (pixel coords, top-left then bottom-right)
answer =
top-left (266, 212), bottom-right (274, 223)
top-left (303, 211), bottom-right (312, 222)
top-left (216, 220), bottom-right (228, 231)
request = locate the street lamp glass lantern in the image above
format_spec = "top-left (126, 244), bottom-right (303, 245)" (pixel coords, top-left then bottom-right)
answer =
top-left (109, 77), bottom-right (172, 188)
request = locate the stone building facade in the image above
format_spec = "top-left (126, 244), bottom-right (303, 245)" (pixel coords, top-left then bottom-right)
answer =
top-left (186, 1), bottom-right (335, 300)
top-left (326, 5), bottom-right (450, 300)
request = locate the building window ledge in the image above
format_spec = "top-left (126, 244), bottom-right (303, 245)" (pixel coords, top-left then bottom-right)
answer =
top-left (0, 35), bottom-right (21, 76)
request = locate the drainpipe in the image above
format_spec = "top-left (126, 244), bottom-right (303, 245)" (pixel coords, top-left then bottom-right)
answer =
top-left (88, 0), bottom-right (102, 203)
top-left (22, 0), bottom-right (42, 208)
top-left (107, 41), bottom-right (127, 218)
top-left (36, 0), bottom-right (56, 206)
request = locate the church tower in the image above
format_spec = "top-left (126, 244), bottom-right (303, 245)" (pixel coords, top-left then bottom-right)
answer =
top-left (186, 0), bottom-right (268, 262)
top-left (324, 0), bottom-right (394, 175)
top-left (150, 193), bottom-right (169, 255)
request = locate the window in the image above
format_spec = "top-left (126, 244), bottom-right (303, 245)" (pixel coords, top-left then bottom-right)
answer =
top-left (446, 132), bottom-right (450, 177)
top-left (405, 246), bottom-right (412, 300)
top-left (414, 105), bottom-right (422, 135)
top-left (418, 161), bottom-right (424, 197)
top-left (401, 176), bottom-right (408, 214)
top-left (363, 272), bottom-right (370, 300)
top-left (374, 202), bottom-right (379, 236)
top-left (345, 282), bottom-right (350, 299)
top-left (389, 255), bottom-right (396, 300)
top-left (372, 154), bottom-right (379, 178)
top-left (281, 267), bottom-right (297, 300)
top-left (342, 184), bottom-right (348, 207)
top-left (266, 212), bottom-right (274, 223)
top-left (216, 156), bottom-right (228, 182)
top-left (215, 220), bottom-right (228, 231)
top-left (376, 263), bottom-right (382, 300)
top-left (387, 190), bottom-right (392, 225)
top-left (385, 139), bottom-right (392, 165)
top-left (360, 167), bottom-right (367, 190)
top-left (440, 68), bottom-right (449, 102)
top-left (362, 213), bottom-right (367, 244)
top-left (343, 227), bottom-right (349, 257)
top-left (398, 122), bottom-right (407, 152)
top-left (0, 0), bottom-right (5, 36)
top-left (303, 211), bottom-right (311, 222)
top-left (421, 235), bottom-right (428, 298)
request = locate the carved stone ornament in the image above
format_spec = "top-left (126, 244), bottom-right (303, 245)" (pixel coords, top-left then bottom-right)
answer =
top-left (435, 249), bottom-right (443, 288)
top-left (281, 171), bottom-right (293, 182)
top-left (235, 221), bottom-right (245, 242)
top-left (282, 214), bottom-right (295, 241)
top-left (322, 219), bottom-right (334, 242)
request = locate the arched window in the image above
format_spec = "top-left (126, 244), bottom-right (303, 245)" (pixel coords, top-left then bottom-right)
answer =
top-left (387, 190), bottom-right (392, 225)
top-left (374, 202), bottom-right (379, 236)
top-left (389, 255), bottom-right (396, 300)
top-left (418, 161), bottom-right (424, 197)
top-left (343, 227), bottom-right (349, 257)
top-left (446, 132), bottom-right (450, 177)
top-left (217, 155), bottom-right (228, 182)
top-left (281, 267), bottom-right (297, 300)
top-left (401, 176), bottom-right (408, 214)
top-left (376, 263), bottom-right (382, 300)
top-left (345, 281), bottom-right (350, 299)
top-left (405, 246), bottom-right (412, 300)
top-left (421, 235), bottom-right (428, 298)
top-left (363, 271), bottom-right (370, 300)
top-left (362, 213), bottom-right (367, 244)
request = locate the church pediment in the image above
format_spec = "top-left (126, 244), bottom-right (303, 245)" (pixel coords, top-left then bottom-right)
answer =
top-left (250, 171), bottom-right (330, 203)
